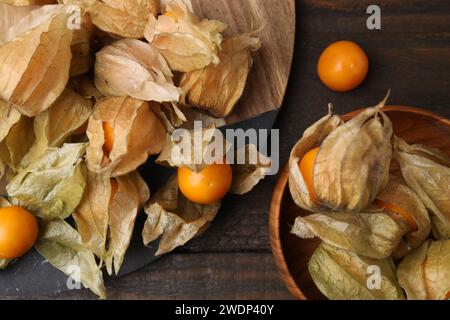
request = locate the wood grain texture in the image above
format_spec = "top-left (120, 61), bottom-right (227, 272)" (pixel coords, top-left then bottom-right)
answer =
top-left (4, 253), bottom-right (292, 300)
top-left (190, 0), bottom-right (296, 124)
top-left (270, 107), bottom-right (450, 300)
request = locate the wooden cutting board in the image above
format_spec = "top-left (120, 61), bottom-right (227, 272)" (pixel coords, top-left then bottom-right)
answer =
top-left (0, 0), bottom-right (296, 297)
top-left (191, 0), bottom-right (296, 125)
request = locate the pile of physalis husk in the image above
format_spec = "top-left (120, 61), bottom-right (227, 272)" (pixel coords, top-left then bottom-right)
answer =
top-left (288, 94), bottom-right (450, 300)
top-left (0, 0), bottom-right (266, 298)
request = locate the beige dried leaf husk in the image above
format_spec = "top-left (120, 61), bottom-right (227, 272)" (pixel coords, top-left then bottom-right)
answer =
top-left (2, 0), bottom-right (56, 6)
top-left (20, 88), bottom-right (93, 166)
top-left (142, 175), bottom-right (220, 255)
top-left (309, 243), bottom-right (405, 300)
top-left (0, 100), bottom-right (21, 143)
top-left (144, 0), bottom-right (227, 72)
top-left (95, 39), bottom-right (180, 103)
top-left (70, 75), bottom-right (104, 101)
top-left (73, 170), bottom-right (149, 275)
top-left (0, 2), bottom-right (38, 44)
top-left (397, 240), bottom-right (450, 300)
top-left (0, 115), bottom-right (34, 171)
top-left (314, 101), bottom-right (393, 212)
top-left (292, 210), bottom-right (409, 259)
top-left (229, 143), bottom-right (271, 195)
top-left (156, 126), bottom-right (226, 172)
top-left (104, 171), bottom-right (149, 275)
top-left (376, 176), bottom-right (431, 257)
top-left (149, 101), bottom-right (187, 132)
top-left (69, 10), bottom-right (93, 76)
top-left (431, 216), bottom-right (450, 240)
top-left (35, 219), bottom-right (106, 299)
top-left (423, 240), bottom-right (450, 300)
top-left (86, 96), bottom-right (166, 177)
top-left (180, 32), bottom-right (261, 118)
top-left (288, 106), bottom-right (343, 212)
top-left (395, 137), bottom-right (450, 239)
top-left (0, 4), bottom-right (75, 116)
top-left (73, 171), bottom-right (110, 259)
top-left (64, 0), bottom-right (159, 38)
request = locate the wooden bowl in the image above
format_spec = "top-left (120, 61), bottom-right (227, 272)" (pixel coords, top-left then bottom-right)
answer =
top-left (269, 106), bottom-right (450, 300)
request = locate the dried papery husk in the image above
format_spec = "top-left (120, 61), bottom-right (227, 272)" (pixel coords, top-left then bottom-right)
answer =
top-left (73, 170), bottom-right (148, 275)
top-left (229, 143), bottom-right (272, 195)
top-left (314, 101), bottom-right (393, 212)
top-left (144, 0), bottom-right (227, 72)
top-left (0, 114), bottom-right (34, 171)
top-left (0, 2), bottom-right (38, 44)
top-left (0, 4), bottom-right (76, 116)
top-left (397, 240), bottom-right (450, 300)
top-left (86, 96), bottom-right (166, 177)
top-left (156, 126), bottom-right (225, 172)
top-left (431, 216), bottom-right (450, 240)
top-left (309, 243), bottom-right (405, 300)
top-left (149, 101), bottom-right (187, 132)
top-left (73, 171), bottom-right (110, 259)
top-left (142, 175), bottom-right (220, 255)
top-left (104, 171), bottom-right (149, 275)
top-left (2, 0), bottom-right (56, 6)
top-left (376, 176), bottom-right (431, 258)
top-left (0, 100), bottom-right (21, 143)
top-left (35, 219), bottom-right (106, 299)
top-left (70, 75), bottom-right (104, 101)
top-left (180, 32), bottom-right (261, 118)
top-left (6, 143), bottom-right (87, 220)
top-left (395, 137), bottom-right (450, 239)
top-left (20, 88), bottom-right (93, 166)
top-left (288, 107), bottom-right (343, 212)
top-left (292, 210), bottom-right (409, 259)
top-left (69, 9), bottom-right (93, 76)
top-left (95, 39), bottom-right (180, 103)
top-left (63, 0), bottom-right (159, 39)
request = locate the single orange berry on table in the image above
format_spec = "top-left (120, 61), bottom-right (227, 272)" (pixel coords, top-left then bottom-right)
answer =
top-left (0, 206), bottom-right (38, 259)
top-left (299, 147), bottom-right (320, 202)
top-left (178, 163), bottom-right (233, 205)
top-left (317, 40), bottom-right (369, 92)
top-left (103, 121), bottom-right (114, 154)
top-left (374, 199), bottom-right (418, 231)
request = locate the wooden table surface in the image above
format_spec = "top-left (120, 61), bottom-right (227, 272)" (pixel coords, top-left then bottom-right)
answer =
top-left (6, 0), bottom-right (450, 300)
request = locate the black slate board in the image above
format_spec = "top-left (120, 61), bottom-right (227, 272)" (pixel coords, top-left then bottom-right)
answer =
top-left (0, 110), bottom-right (279, 296)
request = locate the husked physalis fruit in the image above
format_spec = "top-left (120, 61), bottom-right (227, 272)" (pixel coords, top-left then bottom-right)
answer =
top-left (0, 206), bottom-right (38, 259)
top-left (397, 240), bottom-right (450, 300)
top-left (178, 164), bottom-right (233, 205)
top-left (102, 122), bottom-right (114, 154)
top-left (298, 147), bottom-right (319, 202)
top-left (374, 200), bottom-right (418, 231)
top-left (289, 96), bottom-right (393, 212)
top-left (395, 137), bottom-right (450, 240)
top-left (318, 41), bottom-right (369, 92)
top-left (86, 96), bottom-right (166, 177)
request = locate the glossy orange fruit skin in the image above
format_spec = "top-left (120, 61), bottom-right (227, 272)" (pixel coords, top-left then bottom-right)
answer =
top-left (317, 41), bottom-right (369, 92)
top-left (102, 121), bottom-right (114, 154)
top-left (299, 147), bottom-right (319, 202)
top-left (178, 164), bottom-right (233, 205)
top-left (0, 206), bottom-right (38, 259)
